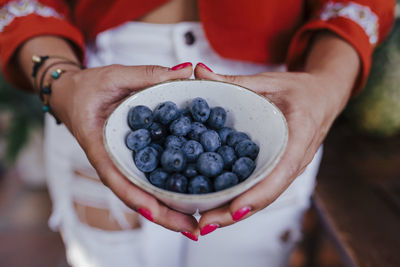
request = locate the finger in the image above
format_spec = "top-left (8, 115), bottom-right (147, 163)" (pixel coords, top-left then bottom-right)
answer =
top-left (83, 131), bottom-right (199, 237)
top-left (106, 63), bottom-right (193, 90)
top-left (194, 63), bottom-right (249, 85)
top-left (194, 63), bottom-right (290, 96)
top-left (228, 123), bottom-right (313, 218)
top-left (198, 123), bottom-right (313, 234)
top-left (194, 63), bottom-right (267, 90)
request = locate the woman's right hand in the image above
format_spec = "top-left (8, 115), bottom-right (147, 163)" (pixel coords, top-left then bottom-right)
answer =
top-left (49, 63), bottom-right (200, 239)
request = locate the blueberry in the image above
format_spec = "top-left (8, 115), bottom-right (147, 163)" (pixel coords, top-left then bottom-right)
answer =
top-left (161, 147), bottom-right (187, 173)
top-left (148, 122), bottom-right (167, 142)
top-left (214, 172), bottom-right (239, 191)
top-left (190, 97), bottom-right (210, 123)
top-left (188, 122), bottom-right (207, 141)
top-left (217, 145), bottom-right (237, 169)
top-left (134, 146), bottom-right (159, 173)
top-left (183, 163), bottom-right (198, 178)
top-left (169, 116), bottom-right (192, 136)
top-left (182, 140), bottom-right (204, 162)
top-left (232, 157), bottom-right (255, 181)
top-left (150, 143), bottom-right (164, 157)
top-left (206, 107), bottom-right (226, 129)
top-left (164, 135), bottom-right (187, 149)
top-left (188, 175), bottom-right (213, 194)
top-left (148, 168), bottom-right (169, 189)
top-left (200, 130), bottom-right (221, 152)
top-left (218, 127), bottom-right (234, 144)
top-left (197, 152), bottom-right (224, 177)
top-left (178, 107), bottom-right (191, 117)
top-left (153, 101), bottom-right (179, 125)
top-left (165, 173), bottom-right (188, 193)
top-left (226, 131), bottom-right (250, 147)
top-left (125, 129), bottom-right (151, 151)
top-left (235, 140), bottom-right (260, 160)
top-left (127, 105), bottom-right (153, 130)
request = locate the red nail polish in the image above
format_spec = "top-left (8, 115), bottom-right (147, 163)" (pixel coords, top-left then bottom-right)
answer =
top-left (197, 62), bottom-right (213, 72)
top-left (200, 224), bottom-right (219, 236)
top-left (181, 231), bottom-right (198, 241)
top-left (138, 208), bottom-right (154, 222)
top-left (232, 206), bottom-right (251, 221)
top-left (170, 62), bottom-right (192, 71)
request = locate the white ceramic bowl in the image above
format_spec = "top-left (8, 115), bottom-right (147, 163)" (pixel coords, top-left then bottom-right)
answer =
top-left (104, 79), bottom-right (288, 214)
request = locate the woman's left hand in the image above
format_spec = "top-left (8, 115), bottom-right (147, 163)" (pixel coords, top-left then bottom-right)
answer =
top-left (194, 67), bottom-right (335, 233)
top-left (193, 32), bottom-right (360, 236)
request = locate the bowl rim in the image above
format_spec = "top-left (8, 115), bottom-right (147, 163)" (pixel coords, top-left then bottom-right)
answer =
top-left (103, 79), bottom-right (288, 202)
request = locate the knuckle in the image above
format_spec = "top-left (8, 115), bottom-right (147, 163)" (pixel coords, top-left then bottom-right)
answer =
top-left (144, 65), bottom-right (163, 82)
top-left (286, 161), bottom-right (302, 180)
top-left (100, 64), bottom-right (123, 84)
top-left (119, 186), bottom-right (131, 203)
top-left (224, 75), bottom-right (238, 84)
top-left (97, 173), bottom-right (111, 188)
top-left (106, 64), bottom-right (123, 70)
top-left (116, 184), bottom-right (138, 210)
top-left (100, 68), bottom-right (116, 84)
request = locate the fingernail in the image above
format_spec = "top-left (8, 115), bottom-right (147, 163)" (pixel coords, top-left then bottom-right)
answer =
top-left (197, 62), bottom-right (213, 72)
top-left (232, 206), bottom-right (251, 221)
top-left (181, 231), bottom-right (198, 241)
top-left (200, 224), bottom-right (219, 236)
top-left (170, 62), bottom-right (192, 71)
top-left (138, 208), bottom-right (154, 222)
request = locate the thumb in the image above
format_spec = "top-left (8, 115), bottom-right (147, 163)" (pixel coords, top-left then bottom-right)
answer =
top-left (194, 63), bottom-right (262, 91)
top-left (110, 62), bottom-right (193, 90)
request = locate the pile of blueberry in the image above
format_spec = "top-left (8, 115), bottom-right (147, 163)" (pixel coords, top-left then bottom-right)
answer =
top-left (125, 97), bottom-right (259, 194)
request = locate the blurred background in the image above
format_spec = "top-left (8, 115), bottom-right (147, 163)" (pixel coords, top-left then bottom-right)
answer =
top-left (1, 10), bottom-right (400, 267)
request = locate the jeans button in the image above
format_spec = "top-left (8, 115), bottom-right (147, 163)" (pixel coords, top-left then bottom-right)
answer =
top-left (184, 31), bottom-right (195, 45)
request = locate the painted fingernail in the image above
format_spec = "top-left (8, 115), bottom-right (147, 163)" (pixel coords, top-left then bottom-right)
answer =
top-left (170, 62), bottom-right (192, 71)
top-left (232, 206), bottom-right (251, 221)
top-left (138, 208), bottom-right (154, 222)
top-left (200, 224), bottom-right (219, 236)
top-left (197, 62), bottom-right (213, 72)
top-left (181, 231), bottom-right (198, 241)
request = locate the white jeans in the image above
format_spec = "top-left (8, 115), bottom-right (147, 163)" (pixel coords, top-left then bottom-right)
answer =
top-left (44, 22), bottom-right (322, 267)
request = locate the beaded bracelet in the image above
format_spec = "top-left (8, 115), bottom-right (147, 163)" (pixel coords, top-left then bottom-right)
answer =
top-left (35, 58), bottom-right (84, 124)
top-left (31, 55), bottom-right (77, 88)
top-left (38, 61), bottom-right (82, 99)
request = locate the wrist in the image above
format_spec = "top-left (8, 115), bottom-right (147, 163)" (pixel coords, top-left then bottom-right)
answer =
top-left (304, 32), bottom-right (360, 114)
top-left (41, 64), bottom-right (83, 125)
top-left (39, 61), bottom-right (82, 89)
top-left (305, 32), bottom-right (359, 87)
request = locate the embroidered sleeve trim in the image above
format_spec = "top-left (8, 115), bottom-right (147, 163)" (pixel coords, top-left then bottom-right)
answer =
top-left (0, 0), bottom-right (63, 32)
top-left (318, 2), bottom-right (379, 46)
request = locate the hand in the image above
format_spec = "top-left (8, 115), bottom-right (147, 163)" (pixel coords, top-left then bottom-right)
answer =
top-left (193, 33), bottom-right (359, 236)
top-left (194, 51), bottom-right (357, 235)
top-left (49, 63), bottom-right (201, 236)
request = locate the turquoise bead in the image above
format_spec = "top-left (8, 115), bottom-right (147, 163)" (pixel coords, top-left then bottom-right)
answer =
top-left (42, 105), bottom-right (50, 112)
top-left (51, 71), bottom-right (60, 79)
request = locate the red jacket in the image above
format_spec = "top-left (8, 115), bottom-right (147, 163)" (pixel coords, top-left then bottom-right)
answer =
top-left (0, 0), bottom-right (395, 92)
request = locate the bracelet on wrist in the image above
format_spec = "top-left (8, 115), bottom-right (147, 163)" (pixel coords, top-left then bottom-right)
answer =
top-left (31, 55), bottom-right (78, 79)
top-left (32, 55), bottom-right (85, 124)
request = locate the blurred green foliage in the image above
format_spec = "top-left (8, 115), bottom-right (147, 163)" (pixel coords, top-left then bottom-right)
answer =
top-left (345, 12), bottom-right (400, 137)
top-left (0, 75), bottom-right (43, 163)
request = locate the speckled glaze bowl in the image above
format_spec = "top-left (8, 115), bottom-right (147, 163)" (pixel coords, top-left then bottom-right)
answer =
top-left (104, 79), bottom-right (288, 214)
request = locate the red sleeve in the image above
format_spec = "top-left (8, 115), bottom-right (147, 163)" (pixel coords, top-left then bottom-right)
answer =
top-left (286, 0), bottom-right (396, 94)
top-left (0, 0), bottom-right (85, 91)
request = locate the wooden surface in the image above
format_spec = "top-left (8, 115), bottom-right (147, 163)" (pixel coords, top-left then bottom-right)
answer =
top-left (314, 117), bottom-right (400, 267)
top-left (0, 169), bottom-right (68, 267)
